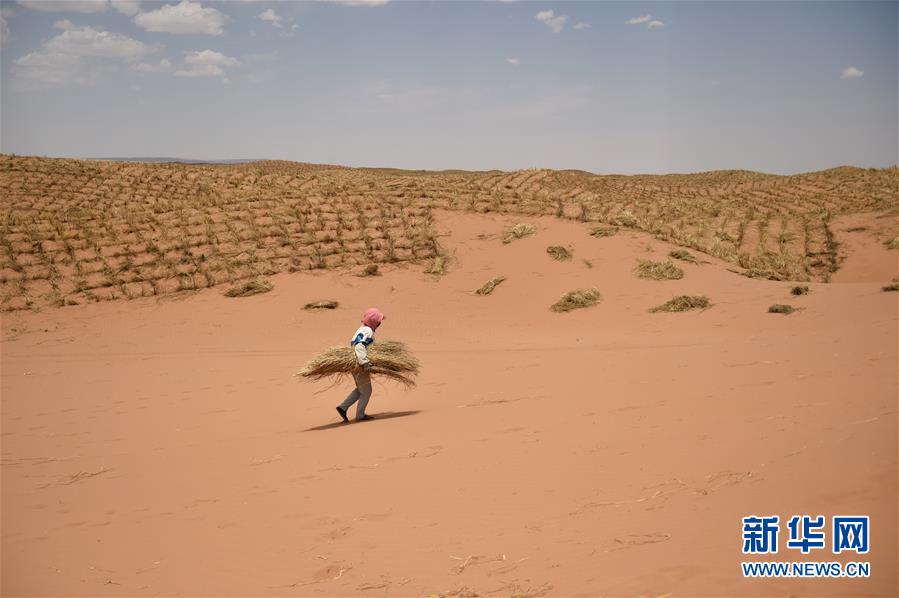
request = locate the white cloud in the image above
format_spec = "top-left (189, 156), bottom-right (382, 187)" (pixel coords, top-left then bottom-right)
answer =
top-left (506, 57), bottom-right (519, 65)
top-left (256, 7), bottom-right (296, 35)
top-left (174, 49), bottom-right (239, 77)
top-left (1, 7), bottom-right (13, 45)
top-left (841, 66), bottom-right (864, 79)
top-left (18, 0), bottom-right (109, 12)
top-left (573, 22), bottom-right (591, 30)
top-left (626, 14), bottom-right (665, 29)
top-left (13, 50), bottom-right (86, 90)
top-left (321, 0), bottom-right (390, 5)
top-left (626, 14), bottom-right (652, 25)
top-left (12, 22), bottom-right (156, 90)
top-left (45, 21), bottom-right (155, 58)
top-left (135, 57), bottom-right (172, 72)
top-left (239, 0), bottom-right (390, 5)
top-left (535, 10), bottom-right (567, 34)
top-left (134, 0), bottom-right (225, 35)
top-left (111, 0), bottom-right (140, 16)
top-left (17, 0), bottom-right (139, 14)
top-left (257, 8), bottom-right (281, 28)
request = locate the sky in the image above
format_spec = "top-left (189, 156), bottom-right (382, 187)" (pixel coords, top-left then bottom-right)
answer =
top-left (0, 0), bottom-right (896, 174)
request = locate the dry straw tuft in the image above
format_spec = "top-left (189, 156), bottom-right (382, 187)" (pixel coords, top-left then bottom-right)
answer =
top-left (790, 285), bottom-right (810, 296)
top-left (546, 245), bottom-right (573, 261)
top-left (475, 276), bottom-right (506, 295)
top-left (649, 295), bottom-right (711, 313)
top-left (223, 279), bottom-right (273, 298)
top-left (885, 236), bottom-right (899, 250)
top-left (509, 582), bottom-right (553, 598)
top-left (551, 288), bottom-right (600, 312)
top-left (668, 249), bottom-right (698, 263)
top-left (502, 223), bottom-right (537, 244)
top-left (881, 277), bottom-right (899, 292)
top-left (768, 303), bottom-right (798, 314)
top-left (634, 259), bottom-right (684, 280)
top-left (425, 255), bottom-right (448, 275)
top-left (589, 225), bottom-right (618, 238)
top-left (358, 264), bottom-right (380, 277)
top-left (298, 340), bottom-right (420, 387)
top-left (304, 300), bottom-right (339, 310)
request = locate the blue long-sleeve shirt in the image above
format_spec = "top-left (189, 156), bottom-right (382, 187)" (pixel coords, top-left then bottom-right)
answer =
top-left (350, 325), bottom-right (375, 366)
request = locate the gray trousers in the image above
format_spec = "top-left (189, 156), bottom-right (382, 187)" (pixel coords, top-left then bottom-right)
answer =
top-left (338, 370), bottom-right (372, 419)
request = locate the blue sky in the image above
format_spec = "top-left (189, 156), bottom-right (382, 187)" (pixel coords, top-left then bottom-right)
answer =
top-left (0, 0), bottom-right (896, 174)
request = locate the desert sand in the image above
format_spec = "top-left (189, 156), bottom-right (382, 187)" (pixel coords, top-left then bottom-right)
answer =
top-left (2, 207), bottom-right (897, 596)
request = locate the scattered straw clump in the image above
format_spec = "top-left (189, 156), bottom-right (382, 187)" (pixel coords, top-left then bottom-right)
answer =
top-left (885, 236), bottom-right (899, 250)
top-left (551, 288), bottom-right (600, 313)
top-left (475, 276), bottom-right (506, 296)
top-left (882, 277), bottom-right (899, 292)
top-left (634, 259), bottom-right (684, 281)
top-left (791, 285), bottom-right (810, 295)
top-left (358, 264), bottom-right (380, 277)
top-left (502, 223), bottom-right (537, 244)
top-left (669, 249), bottom-right (699, 264)
top-left (768, 303), bottom-right (798, 314)
top-left (649, 295), bottom-right (711, 313)
top-left (298, 340), bottom-right (420, 387)
top-left (589, 225), bottom-right (618, 238)
top-left (546, 245), bottom-right (573, 261)
top-left (425, 255), bottom-right (448, 275)
top-left (223, 279), bottom-right (273, 298)
top-left (304, 300), bottom-right (339, 310)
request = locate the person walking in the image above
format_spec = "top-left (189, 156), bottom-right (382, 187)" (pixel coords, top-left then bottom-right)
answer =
top-left (336, 307), bottom-right (385, 422)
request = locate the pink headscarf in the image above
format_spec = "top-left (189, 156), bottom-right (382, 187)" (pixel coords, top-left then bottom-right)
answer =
top-left (361, 307), bottom-right (385, 329)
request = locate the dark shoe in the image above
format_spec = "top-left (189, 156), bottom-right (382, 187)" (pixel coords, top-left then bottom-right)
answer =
top-left (336, 406), bottom-right (348, 423)
top-left (356, 414), bottom-right (375, 421)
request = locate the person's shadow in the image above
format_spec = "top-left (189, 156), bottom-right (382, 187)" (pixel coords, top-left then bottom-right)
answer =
top-left (303, 410), bottom-right (421, 432)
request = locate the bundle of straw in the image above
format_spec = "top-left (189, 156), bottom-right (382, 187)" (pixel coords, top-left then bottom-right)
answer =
top-left (224, 279), bottom-right (273, 298)
top-left (550, 288), bottom-right (600, 313)
top-left (502, 223), bottom-right (537, 244)
top-left (297, 340), bottom-right (420, 387)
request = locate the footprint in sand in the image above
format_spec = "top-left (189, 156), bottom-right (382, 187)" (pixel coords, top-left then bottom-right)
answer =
top-left (355, 512), bottom-right (391, 522)
top-left (319, 526), bottom-right (352, 541)
top-left (386, 445), bottom-right (443, 461)
top-left (613, 532), bottom-right (671, 547)
top-left (694, 471), bottom-right (755, 495)
top-left (272, 562), bottom-right (353, 589)
top-left (311, 562), bottom-right (352, 582)
top-left (356, 580), bottom-right (391, 591)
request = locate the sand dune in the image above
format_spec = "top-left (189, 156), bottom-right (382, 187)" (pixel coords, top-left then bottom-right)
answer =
top-left (2, 156), bottom-right (898, 312)
top-left (2, 209), bottom-right (896, 596)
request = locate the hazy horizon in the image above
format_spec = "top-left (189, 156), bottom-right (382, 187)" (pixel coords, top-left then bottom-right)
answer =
top-left (4, 154), bottom-right (887, 178)
top-left (1, 0), bottom-right (897, 175)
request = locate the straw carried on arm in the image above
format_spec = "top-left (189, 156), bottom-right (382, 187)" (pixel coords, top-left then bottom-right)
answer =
top-left (297, 340), bottom-right (420, 387)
